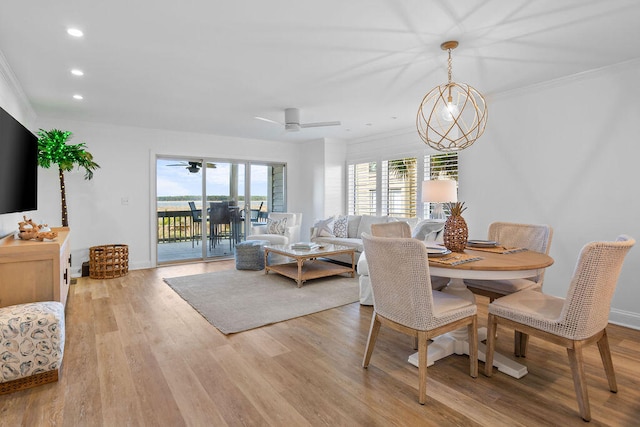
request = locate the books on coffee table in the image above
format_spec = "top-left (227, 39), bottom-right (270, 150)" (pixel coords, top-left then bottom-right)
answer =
top-left (291, 242), bottom-right (320, 250)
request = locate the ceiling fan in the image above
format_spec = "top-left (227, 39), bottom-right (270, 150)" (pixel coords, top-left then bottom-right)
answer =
top-left (166, 161), bottom-right (216, 173)
top-left (255, 108), bottom-right (341, 132)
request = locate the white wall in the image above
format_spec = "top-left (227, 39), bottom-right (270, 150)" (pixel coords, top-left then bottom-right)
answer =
top-left (33, 118), bottom-right (311, 273)
top-left (0, 53), bottom-right (38, 237)
top-left (460, 59), bottom-right (640, 329)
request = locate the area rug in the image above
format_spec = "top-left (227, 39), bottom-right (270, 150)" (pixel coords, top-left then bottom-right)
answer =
top-left (163, 269), bottom-right (359, 334)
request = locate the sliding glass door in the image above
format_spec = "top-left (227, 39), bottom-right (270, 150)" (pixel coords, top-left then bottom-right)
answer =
top-left (156, 157), bottom-right (285, 264)
top-left (205, 162), bottom-right (245, 257)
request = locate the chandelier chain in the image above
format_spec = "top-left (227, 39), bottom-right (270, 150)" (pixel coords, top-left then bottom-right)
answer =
top-left (447, 49), bottom-right (453, 84)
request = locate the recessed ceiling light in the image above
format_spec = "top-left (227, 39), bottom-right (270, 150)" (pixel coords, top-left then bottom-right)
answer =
top-left (71, 69), bottom-right (84, 76)
top-left (73, 94), bottom-right (84, 100)
top-left (67, 28), bottom-right (84, 37)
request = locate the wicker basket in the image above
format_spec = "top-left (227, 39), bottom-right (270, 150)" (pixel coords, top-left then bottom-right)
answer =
top-left (89, 244), bottom-right (129, 279)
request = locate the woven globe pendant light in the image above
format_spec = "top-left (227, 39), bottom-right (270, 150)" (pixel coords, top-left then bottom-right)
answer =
top-left (417, 41), bottom-right (488, 152)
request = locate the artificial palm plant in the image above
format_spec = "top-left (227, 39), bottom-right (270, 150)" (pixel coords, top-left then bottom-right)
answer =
top-left (36, 129), bottom-right (100, 226)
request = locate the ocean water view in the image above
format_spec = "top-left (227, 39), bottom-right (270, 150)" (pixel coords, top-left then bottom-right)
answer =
top-left (156, 200), bottom-right (266, 211)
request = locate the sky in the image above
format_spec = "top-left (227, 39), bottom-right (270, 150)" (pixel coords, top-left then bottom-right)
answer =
top-left (156, 159), bottom-right (268, 198)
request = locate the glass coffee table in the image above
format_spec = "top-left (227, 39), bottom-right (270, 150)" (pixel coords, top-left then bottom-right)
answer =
top-left (264, 244), bottom-right (355, 287)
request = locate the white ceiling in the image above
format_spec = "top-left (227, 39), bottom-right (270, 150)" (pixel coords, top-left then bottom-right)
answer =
top-left (2, 0), bottom-right (640, 143)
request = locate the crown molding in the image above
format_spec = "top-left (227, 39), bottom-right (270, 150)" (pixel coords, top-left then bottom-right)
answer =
top-left (490, 57), bottom-right (640, 101)
top-left (0, 49), bottom-right (36, 125)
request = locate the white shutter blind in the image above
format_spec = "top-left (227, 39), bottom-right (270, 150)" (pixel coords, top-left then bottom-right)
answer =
top-left (348, 162), bottom-right (377, 215)
top-left (423, 152), bottom-right (459, 217)
top-left (382, 158), bottom-right (417, 218)
top-left (425, 152), bottom-right (458, 180)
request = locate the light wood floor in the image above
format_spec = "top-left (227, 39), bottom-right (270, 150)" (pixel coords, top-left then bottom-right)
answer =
top-left (2, 260), bottom-right (639, 426)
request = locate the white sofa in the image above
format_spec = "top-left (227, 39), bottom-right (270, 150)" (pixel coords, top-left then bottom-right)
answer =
top-left (310, 215), bottom-right (410, 264)
top-left (310, 215), bottom-right (446, 305)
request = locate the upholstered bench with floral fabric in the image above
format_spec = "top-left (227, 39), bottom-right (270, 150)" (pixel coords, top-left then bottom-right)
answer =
top-left (0, 301), bottom-right (65, 394)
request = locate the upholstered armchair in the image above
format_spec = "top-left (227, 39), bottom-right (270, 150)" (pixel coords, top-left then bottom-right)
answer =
top-left (246, 212), bottom-right (302, 246)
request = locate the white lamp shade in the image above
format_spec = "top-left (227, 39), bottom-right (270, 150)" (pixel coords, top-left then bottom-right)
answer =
top-left (422, 179), bottom-right (457, 203)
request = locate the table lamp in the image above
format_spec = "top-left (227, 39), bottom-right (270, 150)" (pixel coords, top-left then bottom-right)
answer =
top-left (422, 179), bottom-right (457, 220)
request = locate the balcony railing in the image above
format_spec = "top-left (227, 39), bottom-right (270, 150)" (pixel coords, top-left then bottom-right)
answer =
top-left (157, 210), bottom-right (194, 243)
top-left (157, 209), bottom-right (264, 244)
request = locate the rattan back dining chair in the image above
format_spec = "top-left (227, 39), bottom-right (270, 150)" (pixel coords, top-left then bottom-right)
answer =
top-left (464, 222), bottom-right (553, 355)
top-left (370, 221), bottom-right (449, 290)
top-left (465, 222), bottom-right (553, 301)
top-left (484, 235), bottom-right (634, 421)
top-left (361, 233), bottom-right (478, 404)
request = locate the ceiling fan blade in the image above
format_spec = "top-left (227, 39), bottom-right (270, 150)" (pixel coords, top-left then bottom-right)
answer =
top-left (254, 116), bottom-right (283, 125)
top-left (300, 121), bottom-right (341, 128)
top-left (166, 163), bottom-right (188, 166)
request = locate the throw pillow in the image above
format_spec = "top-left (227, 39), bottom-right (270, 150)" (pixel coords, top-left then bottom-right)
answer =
top-left (314, 217), bottom-right (335, 237)
top-left (333, 215), bottom-right (348, 238)
top-left (266, 217), bottom-right (287, 235)
top-left (412, 219), bottom-right (445, 241)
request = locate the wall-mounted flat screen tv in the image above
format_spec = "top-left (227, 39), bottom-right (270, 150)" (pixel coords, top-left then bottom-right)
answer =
top-left (0, 106), bottom-right (38, 214)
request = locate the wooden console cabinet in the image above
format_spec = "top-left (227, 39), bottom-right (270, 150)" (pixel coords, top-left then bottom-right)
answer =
top-left (0, 227), bottom-right (71, 308)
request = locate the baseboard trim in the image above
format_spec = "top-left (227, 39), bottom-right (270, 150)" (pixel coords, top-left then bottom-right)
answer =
top-left (610, 308), bottom-right (640, 330)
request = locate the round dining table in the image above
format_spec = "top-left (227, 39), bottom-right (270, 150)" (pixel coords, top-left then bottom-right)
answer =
top-left (407, 247), bottom-right (554, 379)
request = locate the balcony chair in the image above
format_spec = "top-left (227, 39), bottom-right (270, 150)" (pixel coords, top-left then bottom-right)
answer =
top-left (484, 235), bottom-right (634, 421)
top-left (209, 201), bottom-right (232, 251)
top-left (249, 201), bottom-right (264, 223)
top-left (188, 201), bottom-right (202, 248)
top-left (361, 234), bottom-right (478, 404)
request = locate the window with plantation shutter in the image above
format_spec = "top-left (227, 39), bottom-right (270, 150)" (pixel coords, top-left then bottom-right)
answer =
top-left (348, 157), bottom-right (418, 218)
top-left (347, 153), bottom-right (457, 218)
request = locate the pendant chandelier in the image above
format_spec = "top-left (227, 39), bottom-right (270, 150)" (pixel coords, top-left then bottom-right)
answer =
top-left (416, 41), bottom-right (488, 152)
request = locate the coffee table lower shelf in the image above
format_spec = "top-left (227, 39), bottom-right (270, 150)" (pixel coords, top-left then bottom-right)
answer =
top-left (265, 259), bottom-right (354, 287)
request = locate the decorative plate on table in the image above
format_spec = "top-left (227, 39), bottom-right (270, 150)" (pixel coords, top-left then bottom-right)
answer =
top-left (467, 239), bottom-right (498, 248)
top-left (424, 245), bottom-right (452, 257)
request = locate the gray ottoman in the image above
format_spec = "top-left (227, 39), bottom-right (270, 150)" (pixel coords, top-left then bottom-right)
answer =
top-left (235, 240), bottom-right (268, 270)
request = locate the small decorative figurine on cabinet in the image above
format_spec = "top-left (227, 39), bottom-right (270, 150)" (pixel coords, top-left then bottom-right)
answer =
top-left (17, 216), bottom-right (58, 241)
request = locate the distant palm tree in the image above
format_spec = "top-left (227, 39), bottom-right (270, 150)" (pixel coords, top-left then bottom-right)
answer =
top-left (37, 129), bottom-right (100, 226)
top-left (388, 158), bottom-right (416, 180)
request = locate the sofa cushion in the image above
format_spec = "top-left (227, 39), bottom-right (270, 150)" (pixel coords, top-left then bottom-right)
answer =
top-left (313, 217), bottom-right (335, 237)
top-left (356, 215), bottom-right (389, 237)
top-left (412, 219), bottom-right (445, 241)
top-left (347, 215), bottom-right (362, 238)
top-left (333, 215), bottom-right (348, 238)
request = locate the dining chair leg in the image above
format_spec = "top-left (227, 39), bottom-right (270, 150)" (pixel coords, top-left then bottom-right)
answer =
top-left (596, 329), bottom-right (618, 393)
top-left (485, 314), bottom-right (497, 377)
top-left (362, 313), bottom-right (381, 368)
top-left (567, 342), bottom-right (591, 422)
top-left (417, 331), bottom-right (428, 405)
top-left (514, 331), bottom-right (529, 357)
top-left (467, 316), bottom-right (478, 378)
